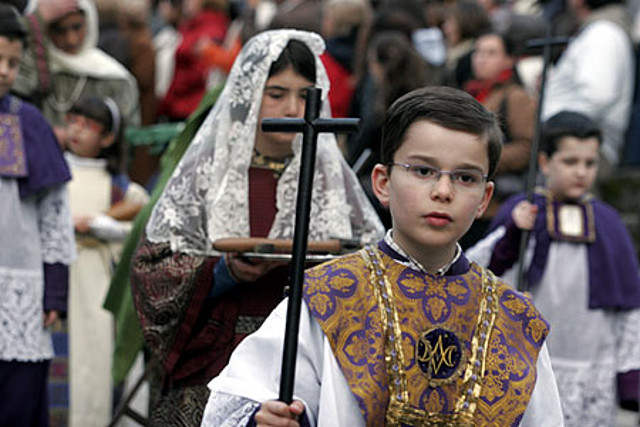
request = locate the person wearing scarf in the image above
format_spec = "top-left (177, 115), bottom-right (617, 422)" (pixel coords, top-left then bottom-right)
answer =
top-left (12, 0), bottom-right (140, 146)
top-left (130, 29), bottom-right (384, 424)
top-left (462, 30), bottom-right (536, 248)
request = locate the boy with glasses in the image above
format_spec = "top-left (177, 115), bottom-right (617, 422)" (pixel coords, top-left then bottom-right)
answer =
top-left (201, 87), bottom-right (564, 426)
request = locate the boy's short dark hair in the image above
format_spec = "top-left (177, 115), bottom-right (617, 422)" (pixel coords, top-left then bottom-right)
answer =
top-left (0, 4), bottom-right (27, 46)
top-left (541, 111), bottom-right (602, 156)
top-left (381, 86), bottom-right (503, 179)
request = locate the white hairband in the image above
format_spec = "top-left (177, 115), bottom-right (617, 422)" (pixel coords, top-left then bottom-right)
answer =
top-left (103, 96), bottom-right (121, 135)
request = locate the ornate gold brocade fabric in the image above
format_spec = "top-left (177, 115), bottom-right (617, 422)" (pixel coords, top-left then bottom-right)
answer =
top-left (303, 246), bottom-right (549, 426)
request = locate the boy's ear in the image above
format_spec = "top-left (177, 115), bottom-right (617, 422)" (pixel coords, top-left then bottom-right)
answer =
top-left (538, 152), bottom-right (549, 176)
top-left (371, 164), bottom-right (391, 207)
top-left (475, 181), bottom-right (495, 219)
top-left (100, 132), bottom-right (115, 149)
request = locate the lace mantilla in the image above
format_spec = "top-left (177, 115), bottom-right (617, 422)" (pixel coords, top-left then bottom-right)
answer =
top-left (146, 30), bottom-right (384, 255)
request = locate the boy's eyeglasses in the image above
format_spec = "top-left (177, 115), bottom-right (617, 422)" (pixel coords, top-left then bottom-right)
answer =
top-left (388, 163), bottom-right (488, 189)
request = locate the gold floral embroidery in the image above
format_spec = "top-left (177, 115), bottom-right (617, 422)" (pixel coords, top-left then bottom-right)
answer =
top-left (304, 248), bottom-right (548, 426)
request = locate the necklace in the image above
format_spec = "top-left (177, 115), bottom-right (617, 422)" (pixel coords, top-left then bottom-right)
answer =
top-left (46, 74), bottom-right (88, 113)
top-left (251, 148), bottom-right (292, 178)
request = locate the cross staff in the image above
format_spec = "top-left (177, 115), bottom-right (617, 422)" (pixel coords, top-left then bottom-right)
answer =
top-left (516, 25), bottom-right (570, 292)
top-left (261, 87), bottom-right (360, 403)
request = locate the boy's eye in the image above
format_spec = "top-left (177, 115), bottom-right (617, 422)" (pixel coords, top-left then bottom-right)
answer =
top-left (410, 165), bottom-right (438, 178)
top-left (452, 171), bottom-right (481, 184)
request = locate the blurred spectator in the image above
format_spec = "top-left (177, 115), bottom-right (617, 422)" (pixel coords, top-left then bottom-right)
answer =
top-left (240, 0), bottom-right (323, 42)
top-left (541, 0), bottom-right (634, 178)
top-left (11, 0), bottom-right (141, 148)
top-left (158, 0), bottom-right (231, 121)
top-left (119, 0), bottom-right (157, 127)
top-left (442, 0), bottom-right (492, 88)
top-left (320, 0), bottom-right (372, 118)
top-left (154, 0), bottom-right (184, 101)
top-left (349, 30), bottom-right (442, 228)
top-left (119, 0), bottom-right (161, 187)
top-left (462, 30), bottom-right (536, 247)
top-left (478, 0), bottom-right (514, 32)
top-left (95, 0), bottom-right (130, 66)
top-left (64, 95), bottom-right (148, 427)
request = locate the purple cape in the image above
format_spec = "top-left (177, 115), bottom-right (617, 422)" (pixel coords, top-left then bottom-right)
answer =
top-left (488, 191), bottom-right (640, 310)
top-left (0, 95), bottom-right (70, 198)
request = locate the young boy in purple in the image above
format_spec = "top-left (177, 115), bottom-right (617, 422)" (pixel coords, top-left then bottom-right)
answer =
top-left (468, 111), bottom-right (640, 426)
top-left (0, 5), bottom-right (75, 426)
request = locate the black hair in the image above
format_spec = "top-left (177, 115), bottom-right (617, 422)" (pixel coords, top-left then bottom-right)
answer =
top-left (0, 4), bottom-right (27, 46)
top-left (541, 111), bottom-right (602, 156)
top-left (69, 96), bottom-right (125, 175)
top-left (585, 0), bottom-right (622, 10)
top-left (381, 86), bottom-right (503, 179)
top-left (268, 39), bottom-right (316, 83)
top-left (475, 30), bottom-right (516, 56)
top-left (447, 1), bottom-right (492, 41)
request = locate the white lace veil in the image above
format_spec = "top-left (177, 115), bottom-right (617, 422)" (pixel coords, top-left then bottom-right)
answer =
top-left (146, 30), bottom-right (384, 256)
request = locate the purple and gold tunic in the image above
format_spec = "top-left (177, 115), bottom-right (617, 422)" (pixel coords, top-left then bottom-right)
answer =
top-left (303, 242), bottom-right (549, 426)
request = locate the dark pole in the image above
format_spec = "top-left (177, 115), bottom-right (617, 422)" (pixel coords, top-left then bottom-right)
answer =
top-left (261, 87), bottom-right (360, 403)
top-left (515, 26), bottom-right (570, 292)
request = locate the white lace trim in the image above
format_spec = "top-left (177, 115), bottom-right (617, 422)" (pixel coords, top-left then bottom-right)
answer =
top-left (146, 30), bottom-right (384, 256)
top-left (201, 392), bottom-right (260, 427)
top-left (615, 309), bottom-right (640, 372)
top-left (39, 184), bottom-right (77, 264)
top-left (0, 266), bottom-right (53, 361)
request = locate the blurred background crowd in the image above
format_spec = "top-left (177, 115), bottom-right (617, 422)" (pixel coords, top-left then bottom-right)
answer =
top-left (4, 0), bottom-right (640, 425)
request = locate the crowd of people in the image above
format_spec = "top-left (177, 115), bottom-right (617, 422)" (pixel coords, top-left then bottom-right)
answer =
top-left (2, 0), bottom-right (640, 425)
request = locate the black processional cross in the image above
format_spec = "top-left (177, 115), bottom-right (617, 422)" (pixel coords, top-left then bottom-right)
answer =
top-left (515, 25), bottom-right (570, 292)
top-left (261, 87), bottom-right (360, 403)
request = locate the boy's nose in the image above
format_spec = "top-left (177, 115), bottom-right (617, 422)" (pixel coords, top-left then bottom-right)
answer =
top-left (430, 174), bottom-right (454, 201)
top-left (0, 60), bottom-right (8, 76)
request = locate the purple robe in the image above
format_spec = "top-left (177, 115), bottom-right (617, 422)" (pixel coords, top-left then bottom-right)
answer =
top-left (487, 190), bottom-right (640, 310)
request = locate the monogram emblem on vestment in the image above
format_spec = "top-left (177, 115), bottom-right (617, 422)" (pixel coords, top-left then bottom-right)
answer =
top-left (416, 328), bottom-right (463, 383)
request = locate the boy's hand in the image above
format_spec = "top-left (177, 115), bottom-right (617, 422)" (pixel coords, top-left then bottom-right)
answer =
top-left (255, 400), bottom-right (304, 427)
top-left (43, 310), bottom-right (59, 327)
top-left (512, 201), bottom-right (538, 231)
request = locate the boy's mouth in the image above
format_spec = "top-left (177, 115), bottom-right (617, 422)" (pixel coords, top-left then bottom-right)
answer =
top-left (424, 212), bottom-right (452, 227)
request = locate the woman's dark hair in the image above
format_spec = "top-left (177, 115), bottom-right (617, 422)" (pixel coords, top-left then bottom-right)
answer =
top-left (448, 1), bottom-right (491, 41)
top-left (542, 111), bottom-right (602, 156)
top-left (0, 4), bottom-right (27, 46)
top-left (369, 31), bottom-right (440, 115)
top-left (268, 39), bottom-right (316, 83)
top-left (69, 96), bottom-right (126, 175)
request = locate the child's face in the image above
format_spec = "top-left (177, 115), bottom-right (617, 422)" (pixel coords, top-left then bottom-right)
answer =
top-left (255, 65), bottom-right (314, 159)
top-left (48, 11), bottom-right (87, 55)
top-left (372, 120), bottom-right (494, 261)
top-left (540, 136), bottom-right (599, 201)
top-left (471, 34), bottom-right (513, 81)
top-left (0, 36), bottom-right (23, 98)
top-left (66, 113), bottom-right (113, 158)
